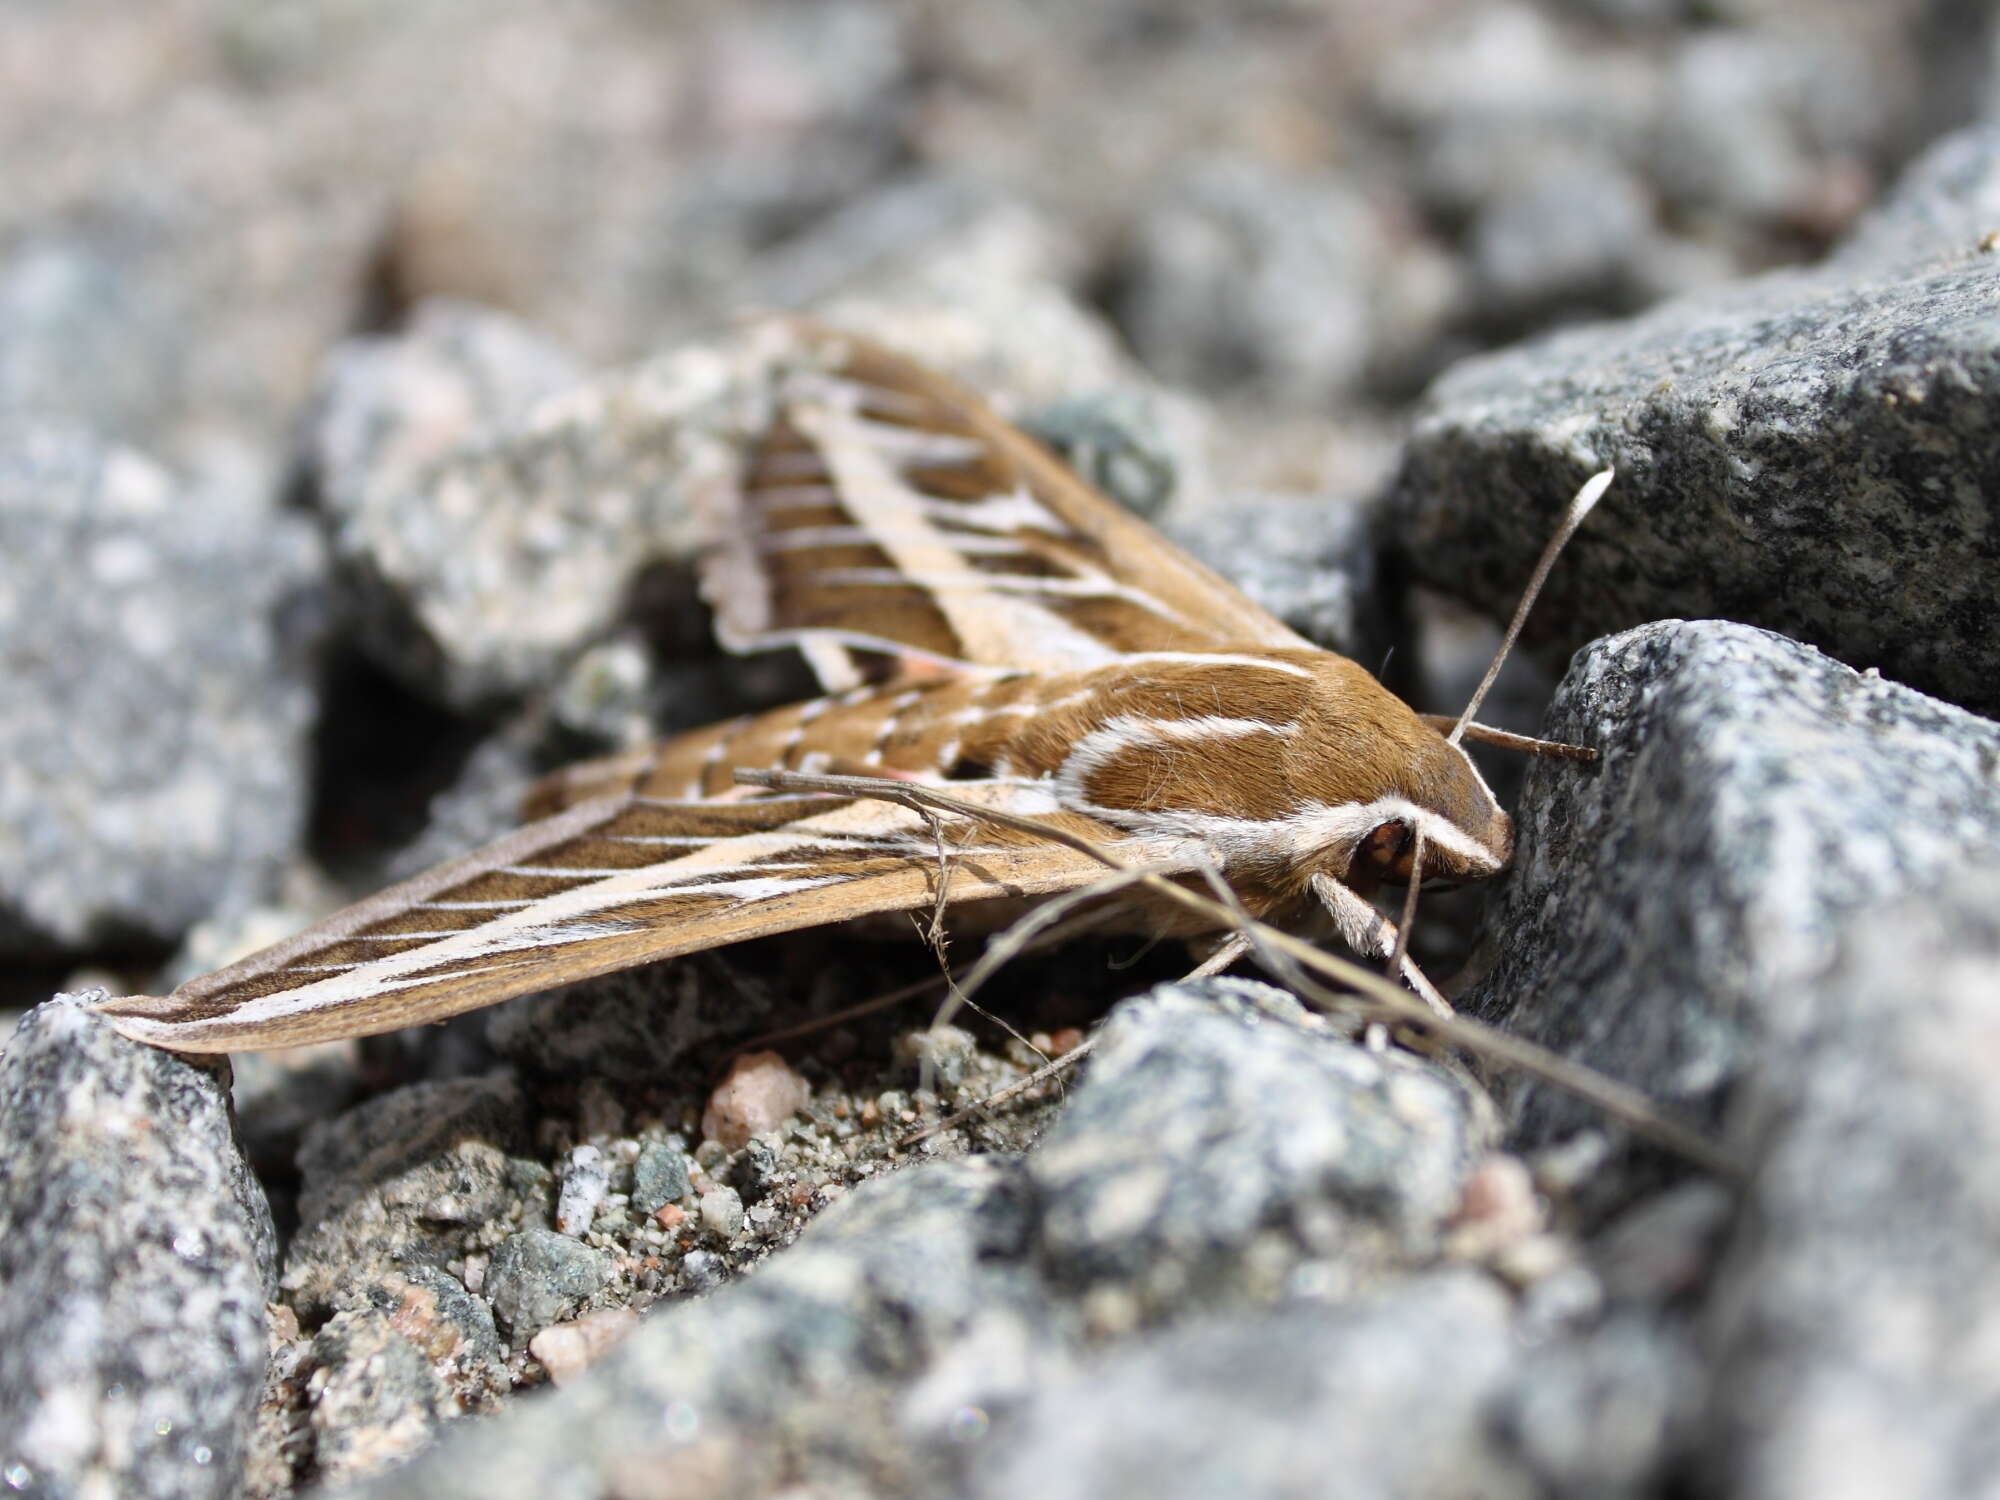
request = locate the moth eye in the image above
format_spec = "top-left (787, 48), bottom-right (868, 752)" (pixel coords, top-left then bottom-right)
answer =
top-left (944, 756), bottom-right (995, 782)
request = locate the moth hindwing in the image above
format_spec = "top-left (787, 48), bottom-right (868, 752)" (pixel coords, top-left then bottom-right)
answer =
top-left (100, 323), bottom-right (1512, 1052)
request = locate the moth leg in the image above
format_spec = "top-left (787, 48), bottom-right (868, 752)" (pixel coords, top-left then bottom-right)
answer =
top-left (1309, 874), bottom-right (1454, 1019)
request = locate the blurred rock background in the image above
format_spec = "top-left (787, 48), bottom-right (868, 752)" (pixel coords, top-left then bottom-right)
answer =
top-left (4, 0), bottom-right (1977, 982)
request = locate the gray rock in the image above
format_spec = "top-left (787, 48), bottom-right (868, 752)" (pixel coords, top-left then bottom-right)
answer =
top-left (1499, 1313), bottom-right (1700, 1500)
top-left (1027, 980), bottom-right (1488, 1315)
top-left (286, 1074), bottom-right (540, 1319)
top-left (1469, 620), bottom-right (2000, 1145)
top-left (1017, 387), bottom-right (1179, 519)
top-left (1701, 867), bottom-right (2000, 1500)
top-left (310, 320), bottom-right (725, 709)
top-left (1391, 122), bottom-right (2000, 716)
top-left (0, 3), bottom-right (909, 492)
top-left (678, 1248), bottom-right (728, 1295)
top-left (0, 427), bottom-right (322, 951)
top-left (806, 194), bottom-right (1161, 410)
top-left (630, 1141), bottom-right (692, 1216)
top-left (307, 1309), bottom-right (454, 1487)
top-left (0, 236), bottom-right (181, 452)
top-left (363, 1265), bottom-right (506, 1409)
top-left (1113, 156), bottom-right (1418, 406)
top-left (484, 950), bottom-right (787, 1081)
top-left (311, 299), bottom-right (586, 522)
top-left (1650, 31), bottom-right (1888, 234)
top-left (1162, 493), bottom-right (1385, 662)
top-left (305, 979), bottom-right (1532, 1498)
top-left (1375, 10), bottom-right (1898, 321)
top-left (0, 993), bottom-right (275, 1500)
top-left (1466, 154), bottom-right (1661, 320)
top-left (1374, 8), bottom-right (1654, 223)
top-left (1593, 1180), bottom-right (1735, 1306)
top-left (967, 1272), bottom-right (1532, 1500)
top-left (482, 1228), bottom-right (614, 1345)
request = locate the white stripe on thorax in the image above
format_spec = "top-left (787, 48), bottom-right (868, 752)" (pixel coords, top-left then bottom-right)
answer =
top-left (1115, 652), bottom-right (1315, 679)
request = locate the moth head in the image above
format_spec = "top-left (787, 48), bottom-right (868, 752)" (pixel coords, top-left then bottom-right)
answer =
top-left (1285, 659), bottom-right (1514, 896)
top-left (1345, 792), bottom-right (1513, 894)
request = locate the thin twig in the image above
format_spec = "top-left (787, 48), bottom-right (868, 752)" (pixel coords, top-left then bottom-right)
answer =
top-left (935, 867), bottom-right (1165, 1032)
top-left (1390, 825), bottom-right (1427, 979)
top-left (901, 1034), bottom-right (1100, 1148)
top-left (1184, 932), bottom-right (1251, 978)
top-left (733, 967), bottom-right (954, 1052)
top-left (735, 765), bottom-right (1743, 1179)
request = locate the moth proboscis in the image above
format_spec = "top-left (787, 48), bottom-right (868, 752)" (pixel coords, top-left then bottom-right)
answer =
top-left (95, 324), bottom-right (1723, 1168)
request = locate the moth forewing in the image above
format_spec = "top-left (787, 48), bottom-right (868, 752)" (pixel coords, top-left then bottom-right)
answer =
top-left (98, 323), bottom-right (1580, 1055)
top-left (97, 787), bottom-right (1134, 1052)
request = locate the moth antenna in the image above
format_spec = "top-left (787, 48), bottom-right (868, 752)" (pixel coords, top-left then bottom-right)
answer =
top-left (1448, 468), bottom-right (1614, 747)
top-left (1416, 717), bottom-right (1599, 763)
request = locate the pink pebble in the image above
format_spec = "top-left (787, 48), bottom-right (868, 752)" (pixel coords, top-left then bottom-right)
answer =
top-left (528, 1308), bottom-right (640, 1386)
top-left (701, 1050), bottom-right (811, 1150)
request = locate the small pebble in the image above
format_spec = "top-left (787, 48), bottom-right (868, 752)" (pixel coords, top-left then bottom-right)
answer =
top-left (556, 1145), bottom-right (612, 1236)
top-left (483, 1228), bottom-right (615, 1342)
top-left (701, 1051), bottom-right (812, 1150)
top-left (681, 1250), bottom-right (727, 1293)
top-left (527, 1308), bottom-right (640, 1386)
top-left (653, 1203), bottom-right (687, 1232)
top-left (631, 1141), bottom-right (692, 1215)
top-left (699, 1187), bottom-right (745, 1241)
top-left (1445, 1154), bottom-right (1544, 1260)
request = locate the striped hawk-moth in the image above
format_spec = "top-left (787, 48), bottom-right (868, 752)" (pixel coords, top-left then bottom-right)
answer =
top-left (101, 323), bottom-right (1589, 1053)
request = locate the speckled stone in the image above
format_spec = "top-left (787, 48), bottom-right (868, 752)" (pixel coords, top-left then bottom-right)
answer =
top-left (554, 1145), bottom-right (610, 1237)
top-left (1027, 980), bottom-right (1488, 1314)
top-left (630, 1142), bottom-right (692, 1216)
top-left (306, 1309), bottom-right (454, 1487)
top-left (482, 1229), bottom-right (615, 1345)
top-left (1703, 867), bottom-right (2000, 1500)
top-left (0, 427), bottom-right (322, 951)
top-left (0, 993), bottom-right (275, 1500)
top-left (965, 1272), bottom-right (1532, 1500)
top-left (1389, 123), bottom-right (2000, 716)
top-left (1470, 620), bottom-right (2000, 1145)
top-left (310, 318), bottom-right (729, 709)
top-left (363, 1265), bottom-right (506, 1408)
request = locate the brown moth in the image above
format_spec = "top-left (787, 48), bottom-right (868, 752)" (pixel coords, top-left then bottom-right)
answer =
top-left (99, 324), bottom-right (1600, 1054)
